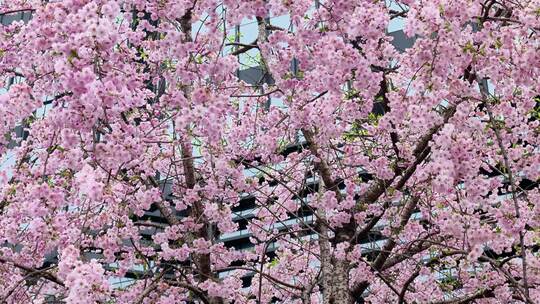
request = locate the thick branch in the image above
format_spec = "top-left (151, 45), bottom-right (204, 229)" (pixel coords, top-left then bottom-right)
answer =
top-left (228, 39), bottom-right (258, 56)
top-left (431, 288), bottom-right (495, 304)
top-left (0, 256), bottom-right (64, 287)
top-left (479, 77), bottom-right (530, 301)
top-left (350, 103), bottom-right (458, 300)
top-left (135, 269), bottom-right (168, 304)
top-left (43, 91), bottom-right (73, 105)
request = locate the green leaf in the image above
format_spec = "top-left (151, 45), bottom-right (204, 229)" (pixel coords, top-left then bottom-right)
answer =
top-left (67, 49), bottom-right (79, 64)
top-left (494, 37), bottom-right (503, 49)
top-left (462, 41), bottom-right (475, 53)
top-left (269, 258), bottom-right (279, 267)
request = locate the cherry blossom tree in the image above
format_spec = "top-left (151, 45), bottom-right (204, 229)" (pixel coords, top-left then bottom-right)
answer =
top-left (1, 0), bottom-right (540, 303)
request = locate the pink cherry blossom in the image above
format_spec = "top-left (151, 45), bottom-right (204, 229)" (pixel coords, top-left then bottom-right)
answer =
top-left (1, 0), bottom-right (540, 303)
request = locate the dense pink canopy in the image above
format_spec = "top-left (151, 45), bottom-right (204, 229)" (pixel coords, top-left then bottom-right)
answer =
top-left (1, 0), bottom-right (540, 303)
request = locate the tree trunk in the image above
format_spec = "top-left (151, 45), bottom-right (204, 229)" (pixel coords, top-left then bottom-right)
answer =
top-left (333, 259), bottom-right (353, 304)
